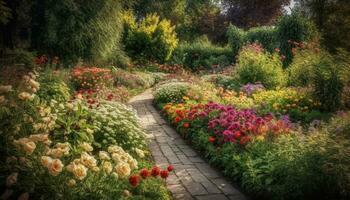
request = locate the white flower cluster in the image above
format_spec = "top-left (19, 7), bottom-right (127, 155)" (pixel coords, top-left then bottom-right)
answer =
top-left (91, 101), bottom-right (147, 151)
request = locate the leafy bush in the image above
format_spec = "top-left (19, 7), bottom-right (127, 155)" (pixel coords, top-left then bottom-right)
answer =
top-left (326, 111), bottom-right (350, 139)
top-left (288, 46), bottom-right (345, 111)
top-left (170, 40), bottom-right (232, 71)
top-left (31, 0), bottom-right (131, 64)
top-left (0, 48), bottom-right (36, 69)
top-left (235, 43), bottom-right (286, 89)
top-left (154, 82), bottom-right (190, 104)
top-left (122, 12), bottom-right (178, 62)
top-left (245, 26), bottom-right (277, 52)
top-left (313, 54), bottom-right (344, 112)
top-left (202, 74), bottom-right (240, 91)
top-left (227, 25), bottom-right (277, 59)
top-left (227, 24), bottom-right (245, 58)
top-left (288, 49), bottom-right (317, 87)
top-left (37, 69), bottom-right (71, 103)
top-left (276, 12), bottom-right (319, 66)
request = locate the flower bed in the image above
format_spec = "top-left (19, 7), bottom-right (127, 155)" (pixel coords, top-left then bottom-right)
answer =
top-left (154, 80), bottom-right (350, 200)
top-left (0, 70), bottom-right (171, 199)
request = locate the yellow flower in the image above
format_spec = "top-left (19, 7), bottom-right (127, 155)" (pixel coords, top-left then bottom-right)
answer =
top-left (41, 156), bottom-right (52, 168)
top-left (99, 151), bottom-right (110, 160)
top-left (115, 162), bottom-right (131, 178)
top-left (182, 96), bottom-right (189, 101)
top-left (111, 153), bottom-right (123, 163)
top-left (128, 158), bottom-right (138, 170)
top-left (91, 166), bottom-right (100, 173)
top-left (80, 152), bottom-right (97, 169)
top-left (18, 92), bottom-right (34, 101)
top-left (23, 141), bottom-right (36, 155)
top-left (46, 148), bottom-right (67, 158)
top-left (80, 142), bottom-right (93, 152)
top-left (102, 161), bottom-right (113, 174)
top-left (135, 148), bottom-right (145, 158)
top-left (0, 85), bottom-right (12, 93)
top-left (68, 163), bottom-right (88, 180)
top-left (123, 190), bottom-right (131, 197)
top-left (108, 145), bottom-right (123, 154)
top-left (67, 179), bottom-right (76, 187)
top-left (48, 159), bottom-right (64, 176)
top-left (29, 134), bottom-right (49, 143)
top-left (256, 135), bottom-right (265, 141)
top-left (29, 79), bottom-right (40, 90)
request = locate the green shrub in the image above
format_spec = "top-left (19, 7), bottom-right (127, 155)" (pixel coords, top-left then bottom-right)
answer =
top-left (154, 82), bottom-right (190, 104)
top-left (202, 74), bottom-right (240, 91)
top-left (288, 49), bottom-right (317, 87)
top-left (276, 12), bottom-right (319, 67)
top-left (245, 26), bottom-right (277, 52)
top-left (313, 53), bottom-right (343, 112)
top-left (227, 24), bottom-right (245, 58)
top-left (37, 69), bottom-right (72, 103)
top-left (31, 0), bottom-right (130, 64)
top-left (235, 43), bottom-right (286, 89)
top-left (0, 49), bottom-right (36, 69)
top-left (170, 40), bottom-right (232, 71)
top-left (122, 12), bottom-right (178, 62)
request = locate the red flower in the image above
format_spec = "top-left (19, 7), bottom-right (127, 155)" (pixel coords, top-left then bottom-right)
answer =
top-left (140, 168), bottom-right (150, 179)
top-left (167, 165), bottom-right (174, 172)
top-left (233, 131), bottom-right (241, 139)
top-left (208, 136), bottom-right (215, 143)
top-left (107, 94), bottom-right (113, 101)
top-left (240, 136), bottom-right (252, 146)
top-left (174, 117), bottom-right (182, 123)
top-left (183, 123), bottom-right (190, 128)
top-left (151, 166), bottom-right (160, 177)
top-left (129, 175), bottom-right (140, 187)
top-left (160, 170), bottom-right (169, 179)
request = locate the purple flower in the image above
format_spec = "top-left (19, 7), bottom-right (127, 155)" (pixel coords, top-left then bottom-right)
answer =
top-left (240, 83), bottom-right (265, 96)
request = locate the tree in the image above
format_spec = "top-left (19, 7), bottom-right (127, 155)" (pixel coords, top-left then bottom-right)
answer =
top-left (296, 0), bottom-right (350, 52)
top-left (221, 0), bottom-right (290, 28)
top-left (30, 0), bottom-right (134, 64)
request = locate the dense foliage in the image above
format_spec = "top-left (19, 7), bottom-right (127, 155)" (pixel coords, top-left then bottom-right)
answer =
top-left (170, 39), bottom-right (232, 71)
top-left (154, 78), bottom-right (350, 200)
top-left (234, 43), bottom-right (286, 89)
top-left (122, 11), bottom-right (178, 63)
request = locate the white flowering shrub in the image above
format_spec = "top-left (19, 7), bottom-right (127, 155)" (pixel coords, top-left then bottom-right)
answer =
top-left (91, 101), bottom-right (147, 153)
top-left (154, 82), bottom-right (190, 104)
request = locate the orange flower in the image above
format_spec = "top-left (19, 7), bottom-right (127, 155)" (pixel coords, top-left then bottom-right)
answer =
top-left (183, 123), bottom-right (190, 128)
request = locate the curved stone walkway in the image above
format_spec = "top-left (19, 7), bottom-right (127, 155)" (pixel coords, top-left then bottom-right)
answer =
top-left (129, 90), bottom-right (248, 200)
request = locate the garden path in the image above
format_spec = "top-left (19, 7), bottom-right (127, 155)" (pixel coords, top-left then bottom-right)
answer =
top-left (129, 89), bottom-right (248, 200)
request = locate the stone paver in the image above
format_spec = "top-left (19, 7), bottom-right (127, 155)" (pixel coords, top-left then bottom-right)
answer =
top-left (129, 90), bottom-right (248, 200)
